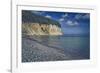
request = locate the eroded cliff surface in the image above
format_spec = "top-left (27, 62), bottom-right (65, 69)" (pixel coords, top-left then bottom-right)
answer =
top-left (22, 23), bottom-right (62, 35)
top-left (22, 10), bottom-right (62, 35)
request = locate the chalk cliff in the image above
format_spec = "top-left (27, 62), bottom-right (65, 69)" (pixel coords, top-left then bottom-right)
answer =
top-left (22, 10), bottom-right (62, 35)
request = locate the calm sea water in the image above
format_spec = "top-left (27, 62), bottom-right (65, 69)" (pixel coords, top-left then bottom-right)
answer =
top-left (30, 35), bottom-right (90, 59)
top-left (60, 36), bottom-right (90, 59)
top-left (22, 35), bottom-right (90, 62)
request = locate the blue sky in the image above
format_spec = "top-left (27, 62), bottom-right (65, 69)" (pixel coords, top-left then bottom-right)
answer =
top-left (32, 11), bottom-right (90, 35)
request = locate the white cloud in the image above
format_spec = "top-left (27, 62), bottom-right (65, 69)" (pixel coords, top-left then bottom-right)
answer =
top-left (66, 20), bottom-right (73, 26)
top-left (62, 13), bottom-right (68, 18)
top-left (45, 15), bottom-right (52, 19)
top-left (59, 18), bottom-right (64, 22)
top-left (59, 14), bottom-right (68, 22)
top-left (32, 11), bottom-right (44, 15)
top-left (83, 14), bottom-right (90, 19)
top-left (75, 14), bottom-right (82, 19)
top-left (75, 14), bottom-right (89, 19)
top-left (66, 20), bottom-right (79, 26)
top-left (74, 21), bottom-right (79, 25)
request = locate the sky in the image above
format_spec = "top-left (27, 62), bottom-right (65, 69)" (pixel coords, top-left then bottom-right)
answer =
top-left (32, 11), bottom-right (90, 35)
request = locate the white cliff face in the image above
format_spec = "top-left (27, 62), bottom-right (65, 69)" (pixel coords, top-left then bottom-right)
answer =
top-left (22, 23), bottom-right (62, 35)
top-left (49, 24), bottom-right (62, 35)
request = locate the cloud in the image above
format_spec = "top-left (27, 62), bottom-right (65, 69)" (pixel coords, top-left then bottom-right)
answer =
top-left (59, 18), bottom-right (64, 22)
top-left (75, 14), bottom-right (90, 20)
top-left (32, 11), bottom-right (44, 15)
top-left (83, 14), bottom-right (90, 19)
top-left (75, 14), bottom-right (82, 19)
top-left (45, 15), bottom-right (52, 19)
top-left (66, 20), bottom-right (79, 26)
top-left (74, 21), bottom-right (79, 25)
top-left (59, 14), bottom-right (68, 22)
top-left (66, 20), bottom-right (73, 25)
top-left (62, 13), bottom-right (68, 18)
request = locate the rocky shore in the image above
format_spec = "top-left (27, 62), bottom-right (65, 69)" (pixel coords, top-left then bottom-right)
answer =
top-left (22, 36), bottom-right (71, 62)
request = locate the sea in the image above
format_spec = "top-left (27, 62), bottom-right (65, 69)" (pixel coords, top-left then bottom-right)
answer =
top-left (28, 35), bottom-right (90, 59)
